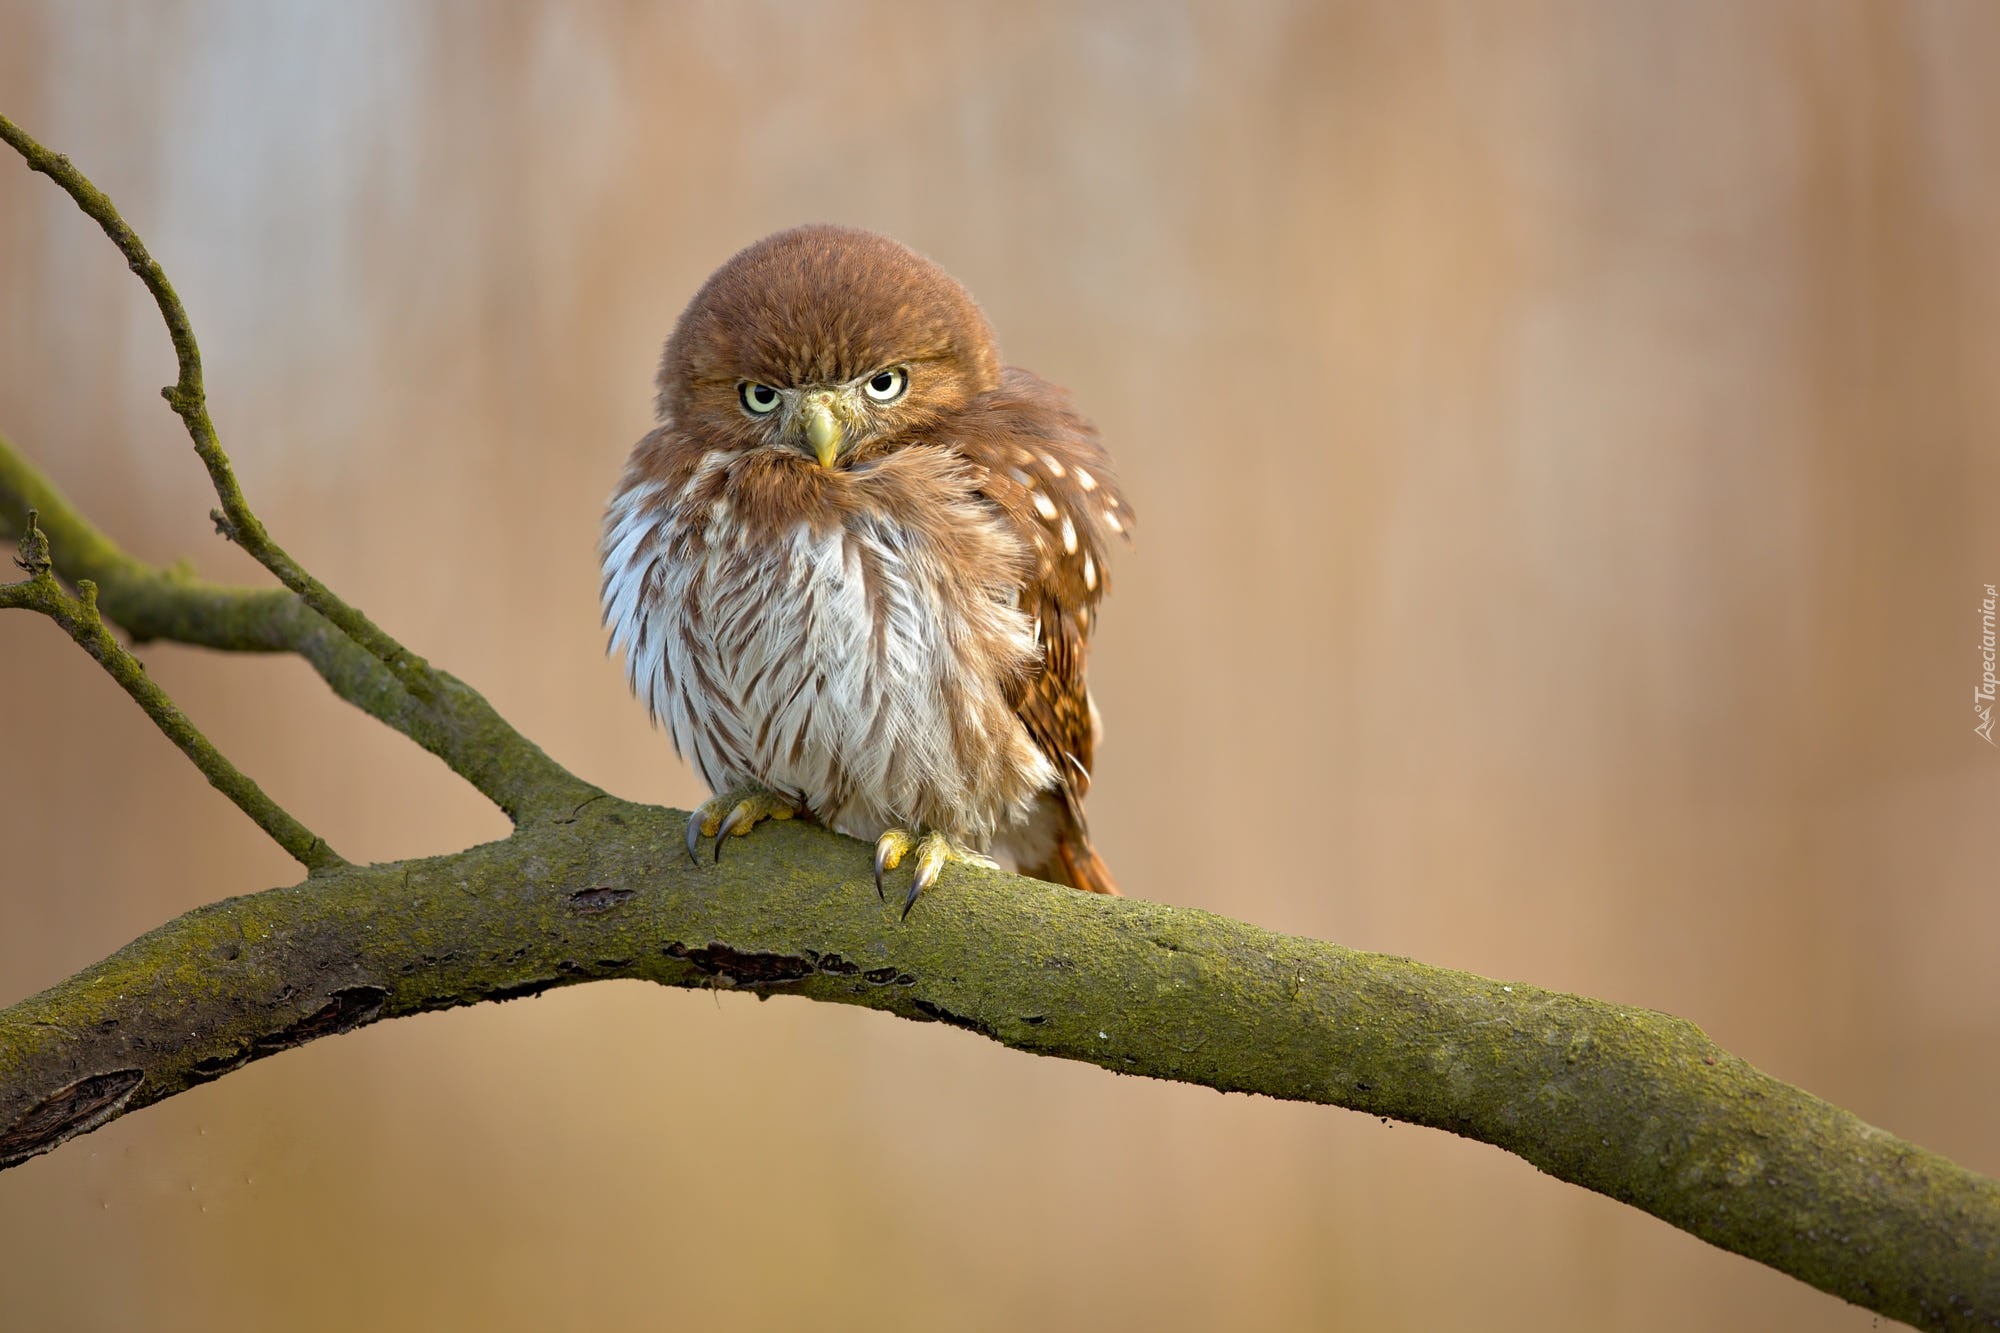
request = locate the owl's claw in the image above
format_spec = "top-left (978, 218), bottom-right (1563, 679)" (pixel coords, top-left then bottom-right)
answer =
top-left (686, 785), bottom-right (796, 865)
top-left (905, 836), bottom-right (952, 920)
top-left (868, 824), bottom-right (916, 896)
top-left (872, 828), bottom-right (996, 920)
top-left (713, 802), bottom-right (755, 860)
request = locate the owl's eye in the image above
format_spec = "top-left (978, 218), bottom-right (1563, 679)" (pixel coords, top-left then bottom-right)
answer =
top-left (863, 367), bottom-right (909, 403)
top-left (739, 382), bottom-right (781, 415)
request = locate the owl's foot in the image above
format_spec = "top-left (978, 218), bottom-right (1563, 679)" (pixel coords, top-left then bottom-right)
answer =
top-left (872, 829), bottom-right (998, 920)
top-left (686, 784), bottom-right (798, 865)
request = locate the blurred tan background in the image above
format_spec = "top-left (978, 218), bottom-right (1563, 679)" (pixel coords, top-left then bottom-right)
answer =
top-left (2, 1), bottom-right (1996, 1328)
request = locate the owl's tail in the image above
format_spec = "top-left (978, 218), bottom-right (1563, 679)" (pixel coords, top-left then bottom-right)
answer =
top-left (1052, 832), bottom-right (1121, 897)
top-left (1021, 789), bottom-right (1120, 897)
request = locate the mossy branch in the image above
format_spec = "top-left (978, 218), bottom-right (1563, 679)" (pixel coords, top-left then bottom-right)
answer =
top-left (0, 113), bottom-right (435, 688)
top-left (0, 436), bottom-right (595, 824)
top-left (0, 806), bottom-right (1995, 1331)
top-left (1, 512), bottom-right (345, 873)
top-left (0, 109), bottom-right (588, 814)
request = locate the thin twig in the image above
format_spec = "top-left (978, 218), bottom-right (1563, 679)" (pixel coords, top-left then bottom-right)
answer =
top-left (0, 434), bottom-right (598, 824)
top-left (1, 511), bottom-right (345, 873)
top-left (0, 111), bottom-right (432, 698)
top-left (0, 118), bottom-right (595, 824)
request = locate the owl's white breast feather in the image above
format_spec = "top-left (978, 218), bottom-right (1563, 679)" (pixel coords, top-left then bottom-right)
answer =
top-left (601, 454), bottom-right (1056, 847)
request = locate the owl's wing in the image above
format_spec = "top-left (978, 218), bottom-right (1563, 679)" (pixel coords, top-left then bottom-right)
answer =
top-left (958, 368), bottom-right (1131, 889)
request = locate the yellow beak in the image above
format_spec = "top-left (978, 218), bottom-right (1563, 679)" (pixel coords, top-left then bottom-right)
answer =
top-left (805, 400), bottom-right (841, 468)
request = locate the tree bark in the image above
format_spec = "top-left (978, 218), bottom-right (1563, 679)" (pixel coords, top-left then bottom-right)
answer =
top-left (2, 802), bottom-right (1996, 1330)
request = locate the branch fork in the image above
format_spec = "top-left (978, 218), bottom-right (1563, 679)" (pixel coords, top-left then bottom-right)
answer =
top-left (2, 511), bottom-right (344, 873)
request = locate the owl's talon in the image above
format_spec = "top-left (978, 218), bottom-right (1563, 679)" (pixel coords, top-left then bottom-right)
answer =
top-left (873, 828), bottom-right (917, 901)
top-left (874, 829), bottom-right (995, 919)
top-left (713, 802), bottom-right (753, 862)
top-left (687, 785), bottom-right (796, 865)
top-left (903, 836), bottom-right (951, 920)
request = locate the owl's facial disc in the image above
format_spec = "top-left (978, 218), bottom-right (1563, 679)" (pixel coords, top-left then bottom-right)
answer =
top-left (734, 367), bottom-right (912, 468)
top-left (736, 380), bottom-right (843, 465)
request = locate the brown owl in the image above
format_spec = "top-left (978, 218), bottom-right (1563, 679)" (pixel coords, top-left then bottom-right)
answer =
top-left (601, 225), bottom-right (1129, 916)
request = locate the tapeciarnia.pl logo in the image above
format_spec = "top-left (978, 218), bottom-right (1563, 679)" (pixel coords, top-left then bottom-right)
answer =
top-left (1978, 583), bottom-right (1997, 745)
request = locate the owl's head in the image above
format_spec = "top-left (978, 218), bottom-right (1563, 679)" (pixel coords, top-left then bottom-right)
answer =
top-left (657, 225), bottom-right (1002, 467)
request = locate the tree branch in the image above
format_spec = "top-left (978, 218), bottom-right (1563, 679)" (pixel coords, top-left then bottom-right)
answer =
top-left (0, 113), bottom-right (594, 826)
top-left (0, 112), bottom-right (429, 693)
top-left (0, 804), bottom-right (1994, 1330)
top-left (0, 434), bottom-right (598, 825)
top-left (1, 511), bottom-right (345, 873)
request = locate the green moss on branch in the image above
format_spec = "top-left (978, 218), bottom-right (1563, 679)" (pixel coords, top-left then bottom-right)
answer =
top-left (0, 110), bottom-right (435, 697)
top-left (2, 512), bottom-right (344, 872)
top-left (0, 435), bottom-right (597, 824)
top-left (0, 803), bottom-right (1995, 1330)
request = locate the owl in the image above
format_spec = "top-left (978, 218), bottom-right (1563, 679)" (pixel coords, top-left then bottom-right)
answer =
top-left (601, 225), bottom-right (1129, 916)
